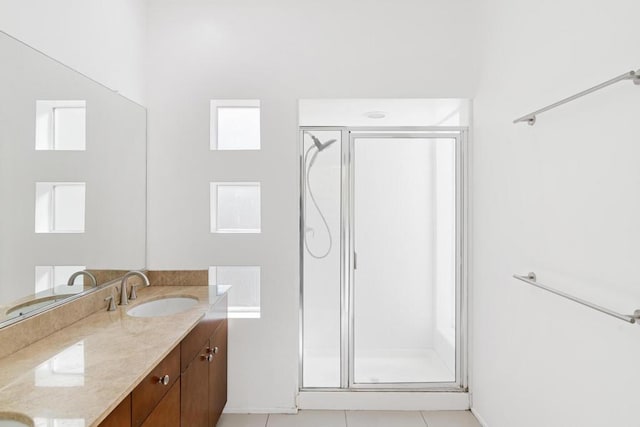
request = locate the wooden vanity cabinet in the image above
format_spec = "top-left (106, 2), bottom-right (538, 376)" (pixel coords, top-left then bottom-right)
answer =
top-left (181, 319), bottom-right (228, 427)
top-left (99, 294), bottom-right (227, 427)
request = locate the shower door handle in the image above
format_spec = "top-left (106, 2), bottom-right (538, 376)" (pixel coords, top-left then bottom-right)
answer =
top-left (353, 252), bottom-right (357, 270)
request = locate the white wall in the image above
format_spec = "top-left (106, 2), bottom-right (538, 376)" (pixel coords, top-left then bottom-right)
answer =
top-left (472, 0), bottom-right (640, 425)
top-left (0, 0), bottom-right (147, 104)
top-left (145, 0), bottom-right (479, 412)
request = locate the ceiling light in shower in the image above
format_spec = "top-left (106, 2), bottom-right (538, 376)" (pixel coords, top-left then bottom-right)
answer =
top-left (364, 111), bottom-right (387, 119)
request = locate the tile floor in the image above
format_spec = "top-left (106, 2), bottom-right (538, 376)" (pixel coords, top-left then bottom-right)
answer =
top-left (218, 410), bottom-right (481, 427)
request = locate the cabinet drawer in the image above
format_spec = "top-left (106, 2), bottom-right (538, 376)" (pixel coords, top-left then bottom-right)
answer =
top-left (132, 345), bottom-right (180, 427)
top-left (99, 395), bottom-right (131, 427)
top-left (140, 378), bottom-right (180, 427)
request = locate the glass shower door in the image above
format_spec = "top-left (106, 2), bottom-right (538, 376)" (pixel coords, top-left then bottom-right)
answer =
top-left (349, 133), bottom-right (459, 387)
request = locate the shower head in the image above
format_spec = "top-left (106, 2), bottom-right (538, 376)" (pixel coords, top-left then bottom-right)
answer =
top-left (309, 134), bottom-right (337, 152)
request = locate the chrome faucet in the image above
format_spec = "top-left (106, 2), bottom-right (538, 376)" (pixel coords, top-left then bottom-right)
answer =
top-left (67, 271), bottom-right (98, 287)
top-left (119, 271), bottom-right (150, 306)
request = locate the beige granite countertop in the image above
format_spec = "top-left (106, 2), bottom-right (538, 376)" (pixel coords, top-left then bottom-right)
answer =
top-left (0, 285), bottom-right (227, 427)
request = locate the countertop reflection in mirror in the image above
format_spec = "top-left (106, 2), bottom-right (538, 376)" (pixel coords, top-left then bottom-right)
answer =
top-left (0, 31), bottom-right (146, 329)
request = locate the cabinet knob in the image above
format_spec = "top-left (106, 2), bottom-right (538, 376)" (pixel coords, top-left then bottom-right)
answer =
top-left (157, 374), bottom-right (170, 386)
top-left (212, 346), bottom-right (219, 354)
top-left (202, 353), bottom-right (213, 362)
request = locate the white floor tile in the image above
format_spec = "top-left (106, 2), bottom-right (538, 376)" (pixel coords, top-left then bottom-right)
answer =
top-left (218, 413), bottom-right (268, 427)
top-left (346, 411), bottom-right (427, 427)
top-left (267, 410), bottom-right (346, 427)
top-left (422, 411), bottom-right (481, 427)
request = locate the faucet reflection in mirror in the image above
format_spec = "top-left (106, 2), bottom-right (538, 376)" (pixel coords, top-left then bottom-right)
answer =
top-left (67, 271), bottom-right (97, 287)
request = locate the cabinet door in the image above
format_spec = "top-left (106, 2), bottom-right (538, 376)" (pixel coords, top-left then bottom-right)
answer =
top-left (141, 379), bottom-right (180, 427)
top-left (209, 321), bottom-right (228, 427)
top-left (132, 346), bottom-right (180, 427)
top-left (99, 395), bottom-right (131, 427)
top-left (181, 341), bottom-right (210, 427)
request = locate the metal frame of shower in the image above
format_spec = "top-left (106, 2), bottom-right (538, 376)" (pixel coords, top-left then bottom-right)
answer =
top-left (298, 126), bottom-right (469, 392)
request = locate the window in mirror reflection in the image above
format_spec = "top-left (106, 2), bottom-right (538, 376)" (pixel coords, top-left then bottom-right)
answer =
top-left (35, 340), bottom-right (85, 388)
top-left (35, 182), bottom-right (86, 233)
top-left (35, 265), bottom-right (86, 293)
top-left (210, 99), bottom-right (260, 150)
top-left (209, 266), bottom-right (261, 318)
top-left (210, 182), bottom-right (261, 233)
top-left (35, 100), bottom-right (86, 150)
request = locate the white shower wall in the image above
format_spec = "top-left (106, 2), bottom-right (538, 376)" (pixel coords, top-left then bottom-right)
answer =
top-left (352, 138), bottom-right (436, 352)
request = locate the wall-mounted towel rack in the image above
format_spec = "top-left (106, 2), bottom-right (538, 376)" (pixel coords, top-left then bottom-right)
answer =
top-left (513, 272), bottom-right (640, 324)
top-left (513, 69), bottom-right (640, 125)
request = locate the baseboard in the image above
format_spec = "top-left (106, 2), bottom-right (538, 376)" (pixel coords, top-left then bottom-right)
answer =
top-left (223, 407), bottom-right (298, 414)
top-left (471, 407), bottom-right (489, 427)
top-left (297, 391), bottom-right (469, 411)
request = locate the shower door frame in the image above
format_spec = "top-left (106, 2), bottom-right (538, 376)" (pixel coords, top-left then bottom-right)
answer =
top-left (299, 126), bottom-right (469, 392)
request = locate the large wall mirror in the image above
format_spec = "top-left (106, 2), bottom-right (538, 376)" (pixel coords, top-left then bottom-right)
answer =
top-left (0, 32), bottom-right (146, 327)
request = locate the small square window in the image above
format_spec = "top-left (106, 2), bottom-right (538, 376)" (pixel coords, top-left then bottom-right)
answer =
top-left (210, 182), bottom-right (261, 233)
top-left (35, 100), bottom-right (86, 150)
top-left (35, 265), bottom-right (86, 293)
top-left (209, 266), bottom-right (260, 318)
top-left (210, 100), bottom-right (260, 150)
top-left (35, 182), bottom-right (86, 233)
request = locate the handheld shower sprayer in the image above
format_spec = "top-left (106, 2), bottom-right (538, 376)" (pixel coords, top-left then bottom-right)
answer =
top-left (309, 134), bottom-right (337, 152)
top-left (303, 132), bottom-right (336, 259)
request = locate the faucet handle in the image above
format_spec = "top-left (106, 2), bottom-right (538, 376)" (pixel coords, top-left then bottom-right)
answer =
top-left (130, 284), bottom-right (140, 300)
top-left (104, 293), bottom-right (117, 311)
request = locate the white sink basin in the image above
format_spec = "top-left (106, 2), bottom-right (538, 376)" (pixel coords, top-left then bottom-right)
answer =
top-left (6, 294), bottom-right (75, 319)
top-left (0, 421), bottom-right (31, 427)
top-left (127, 297), bottom-right (198, 317)
top-left (0, 412), bottom-right (33, 426)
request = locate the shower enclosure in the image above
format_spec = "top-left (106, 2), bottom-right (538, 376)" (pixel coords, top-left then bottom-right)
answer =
top-left (300, 127), bottom-right (467, 391)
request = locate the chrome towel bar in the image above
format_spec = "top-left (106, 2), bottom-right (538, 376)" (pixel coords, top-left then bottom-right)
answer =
top-left (513, 272), bottom-right (640, 325)
top-left (513, 69), bottom-right (640, 125)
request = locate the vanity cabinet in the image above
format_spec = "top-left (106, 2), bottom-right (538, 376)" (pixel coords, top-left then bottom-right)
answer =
top-left (98, 294), bottom-right (227, 427)
top-left (181, 317), bottom-right (228, 427)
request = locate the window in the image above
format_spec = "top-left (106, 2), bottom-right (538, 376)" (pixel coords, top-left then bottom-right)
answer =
top-left (210, 100), bottom-right (260, 150)
top-left (209, 266), bottom-right (260, 318)
top-left (35, 265), bottom-right (86, 293)
top-left (35, 182), bottom-right (86, 233)
top-left (35, 100), bottom-right (86, 150)
top-left (210, 182), bottom-right (261, 233)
